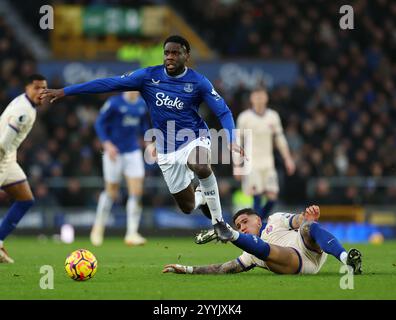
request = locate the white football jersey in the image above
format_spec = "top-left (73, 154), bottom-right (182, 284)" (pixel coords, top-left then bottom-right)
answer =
top-left (238, 212), bottom-right (298, 269)
top-left (238, 212), bottom-right (328, 274)
top-left (236, 108), bottom-right (284, 169)
top-left (0, 94), bottom-right (37, 162)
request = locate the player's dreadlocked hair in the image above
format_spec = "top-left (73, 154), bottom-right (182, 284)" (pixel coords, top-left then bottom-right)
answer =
top-left (163, 35), bottom-right (191, 53)
top-left (232, 208), bottom-right (260, 225)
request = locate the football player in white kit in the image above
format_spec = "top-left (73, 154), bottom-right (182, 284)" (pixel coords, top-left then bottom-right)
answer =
top-left (234, 87), bottom-right (295, 219)
top-left (163, 205), bottom-right (362, 275)
top-left (0, 74), bottom-right (47, 263)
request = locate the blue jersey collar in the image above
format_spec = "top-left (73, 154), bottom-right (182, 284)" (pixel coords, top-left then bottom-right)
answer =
top-left (163, 67), bottom-right (188, 79)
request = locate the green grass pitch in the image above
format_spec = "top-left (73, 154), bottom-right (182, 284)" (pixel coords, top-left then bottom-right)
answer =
top-left (1, 236), bottom-right (396, 300)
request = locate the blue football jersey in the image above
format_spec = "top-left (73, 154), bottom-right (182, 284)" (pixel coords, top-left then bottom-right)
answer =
top-left (94, 94), bottom-right (149, 153)
top-left (64, 65), bottom-right (235, 153)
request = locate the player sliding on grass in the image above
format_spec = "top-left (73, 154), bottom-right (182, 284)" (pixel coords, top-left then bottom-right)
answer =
top-left (0, 74), bottom-right (48, 263)
top-left (40, 35), bottom-right (244, 242)
top-left (163, 205), bottom-right (362, 275)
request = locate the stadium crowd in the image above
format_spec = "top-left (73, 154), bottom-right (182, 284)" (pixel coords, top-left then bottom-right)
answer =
top-left (0, 0), bottom-right (395, 209)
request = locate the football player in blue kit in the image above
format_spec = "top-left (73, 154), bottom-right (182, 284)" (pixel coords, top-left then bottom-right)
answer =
top-left (91, 91), bottom-right (150, 246)
top-left (41, 35), bottom-right (245, 242)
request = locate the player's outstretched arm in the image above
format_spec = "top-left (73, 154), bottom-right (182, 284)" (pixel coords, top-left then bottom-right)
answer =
top-left (162, 260), bottom-right (245, 275)
top-left (40, 69), bottom-right (146, 103)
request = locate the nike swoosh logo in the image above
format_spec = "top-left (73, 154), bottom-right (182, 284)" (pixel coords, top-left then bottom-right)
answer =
top-left (151, 79), bottom-right (160, 84)
top-left (328, 238), bottom-right (335, 244)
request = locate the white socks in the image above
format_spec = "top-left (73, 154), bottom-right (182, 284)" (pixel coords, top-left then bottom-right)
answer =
top-left (226, 223), bottom-right (239, 241)
top-left (94, 191), bottom-right (113, 227)
top-left (194, 188), bottom-right (206, 210)
top-left (340, 251), bottom-right (348, 264)
top-left (95, 192), bottom-right (142, 236)
top-left (126, 196), bottom-right (142, 236)
top-left (199, 173), bottom-right (223, 225)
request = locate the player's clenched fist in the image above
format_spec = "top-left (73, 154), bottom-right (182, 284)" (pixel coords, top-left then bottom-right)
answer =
top-left (303, 205), bottom-right (320, 221)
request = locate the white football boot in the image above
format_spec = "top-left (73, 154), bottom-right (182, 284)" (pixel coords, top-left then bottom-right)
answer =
top-left (0, 247), bottom-right (14, 263)
top-left (90, 225), bottom-right (104, 246)
top-left (124, 233), bottom-right (147, 246)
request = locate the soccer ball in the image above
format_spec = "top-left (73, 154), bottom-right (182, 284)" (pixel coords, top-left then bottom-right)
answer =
top-left (64, 249), bottom-right (98, 281)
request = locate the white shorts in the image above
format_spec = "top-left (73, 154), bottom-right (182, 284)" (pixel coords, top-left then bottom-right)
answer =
top-left (103, 149), bottom-right (145, 183)
top-left (242, 167), bottom-right (279, 195)
top-left (0, 161), bottom-right (27, 188)
top-left (157, 137), bottom-right (211, 194)
top-left (294, 231), bottom-right (328, 274)
top-left (246, 239), bottom-right (328, 275)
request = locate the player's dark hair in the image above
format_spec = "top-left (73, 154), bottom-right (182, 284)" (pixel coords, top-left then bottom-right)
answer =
top-left (251, 86), bottom-right (267, 93)
top-left (232, 208), bottom-right (260, 225)
top-left (163, 35), bottom-right (190, 53)
top-left (24, 74), bottom-right (46, 85)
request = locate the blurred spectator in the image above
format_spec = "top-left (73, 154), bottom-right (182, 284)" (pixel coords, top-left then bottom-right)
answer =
top-left (339, 186), bottom-right (362, 205)
top-left (57, 178), bottom-right (88, 207)
top-left (310, 178), bottom-right (336, 205)
top-left (33, 182), bottom-right (59, 208)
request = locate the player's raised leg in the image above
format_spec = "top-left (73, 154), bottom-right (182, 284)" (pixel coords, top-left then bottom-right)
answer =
top-left (170, 181), bottom-right (211, 220)
top-left (0, 180), bottom-right (35, 263)
top-left (171, 183), bottom-right (198, 214)
top-left (193, 184), bottom-right (212, 219)
top-left (300, 220), bottom-right (362, 274)
top-left (187, 146), bottom-right (233, 241)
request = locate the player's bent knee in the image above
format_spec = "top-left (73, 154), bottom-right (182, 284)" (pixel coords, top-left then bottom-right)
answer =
top-left (179, 202), bottom-right (194, 214)
top-left (300, 220), bottom-right (322, 250)
top-left (104, 189), bottom-right (118, 201)
top-left (108, 193), bottom-right (118, 202)
top-left (15, 192), bottom-right (35, 202)
top-left (300, 220), bottom-right (314, 238)
top-left (191, 164), bottom-right (212, 178)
